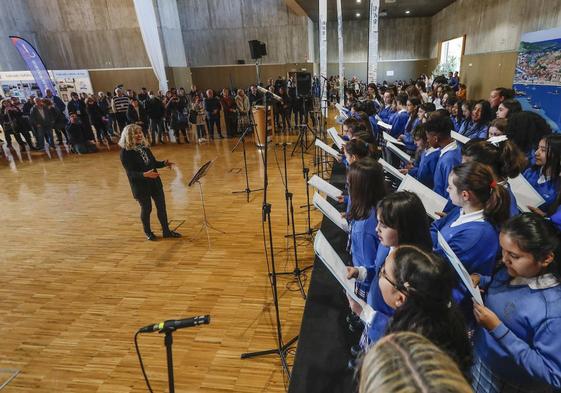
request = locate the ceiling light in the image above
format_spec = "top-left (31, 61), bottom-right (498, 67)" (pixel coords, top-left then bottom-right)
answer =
top-left (356, 12), bottom-right (361, 17)
top-left (405, 10), bottom-right (411, 14)
top-left (356, 0), bottom-right (361, 3)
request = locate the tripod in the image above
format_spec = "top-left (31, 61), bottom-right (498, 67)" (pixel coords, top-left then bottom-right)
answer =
top-left (291, 96), bottom-right (317, 157)
top-left (276, 142), bottom-right (310, 299)
top-left (231, 122), bottom-right (263, 202)
top-left (241, 91), bottom-right (298, 379)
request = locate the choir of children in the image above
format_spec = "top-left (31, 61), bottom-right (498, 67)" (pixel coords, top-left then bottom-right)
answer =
top-left (330, 81), bottom-right (561, 392)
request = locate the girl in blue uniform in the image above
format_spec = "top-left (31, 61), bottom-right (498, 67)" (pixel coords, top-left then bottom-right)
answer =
top-left (425, 115), bottom-right (462, 198)
top-left (522, 134), bottom-right (561, 210)
top-left (401, 123), bottom-right (440, 189)
top-left (464, 100), bottom-right (493, 140)
top-left (462, 139), bottom-right (528, 217)
top-left (458, 100), bottom-right (475, 136)
top-left (398, 97), bottom-right (421, 154)
top-left (378, 91), bottom-right (396, 124)
top-left (432, 161), bottom-right (510, 313)
top-left (389, 93), bottom-right (409, 139)
top-left (506, 111), bottom-right (552, 166)
top-left (347, 191), bottom-right (432, 346)
top-left (379, 246), bottom-right (473, 377)
top-left (471, 213), bottom-right (561, 392)
top-left (347, 157), bottom-right (387, 300)
top-left (448, 98), bottom-right (464, 131)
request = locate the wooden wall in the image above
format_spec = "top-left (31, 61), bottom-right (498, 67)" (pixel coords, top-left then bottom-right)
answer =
top-left (190, 63), bottom-right (312, 91)
top-left (88, 68), bottom-right (159, 94)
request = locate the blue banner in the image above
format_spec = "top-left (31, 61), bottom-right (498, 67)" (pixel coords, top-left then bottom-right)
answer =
top-left (10, 35), bottom-right (56, 97)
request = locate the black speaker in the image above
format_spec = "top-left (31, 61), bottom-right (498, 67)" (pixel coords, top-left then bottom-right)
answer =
top-left (296, 72), bottom-right (312, 97)
top-left (249, 40), bottom-right (267, 59)
top-left (237, 59), bottom-right (246, 64)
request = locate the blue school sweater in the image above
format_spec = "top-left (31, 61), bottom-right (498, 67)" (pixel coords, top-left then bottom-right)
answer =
top-left (458, 119), bottom-right (472, 136)
top-left (474, 268), bottom-right (561, 390)
top-left (550, 205), bottom-right (561, 232)
top-left (389, 110), bottom-right (409, 139)
top-left (401, 118), bottom-right (420, 152)
top-left (379, 105), bottom-right (396, 124)
top-left (464, 122), bottom-right (489, 140)
top-left (451, 116), bottom-right (462, 131)
top-left (433, 141), bottom-right (462, 198)
top-left (409, 147), bottom-right (440, 189)
top-left (350, 208), bottom-right (380, 294)
top-left (431, 207), bottom-right (499, 277)
top-left (523, 167), bottom-right (559, 209)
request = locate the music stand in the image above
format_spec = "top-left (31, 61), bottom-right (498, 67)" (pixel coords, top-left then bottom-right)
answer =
top-left (188, 160), bottom-right (224, 247)
top-left (231, 122), bottom-right (264, 202)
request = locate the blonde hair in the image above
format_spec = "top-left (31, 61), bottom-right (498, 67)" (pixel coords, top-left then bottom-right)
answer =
top-left (118, 124), bottom-right (149, 150)
top-left (359, 332), bottom-right (472, 393)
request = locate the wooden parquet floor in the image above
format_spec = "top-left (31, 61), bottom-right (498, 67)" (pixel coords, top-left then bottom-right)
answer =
top-left (0, 131), bottom-right (323, 392)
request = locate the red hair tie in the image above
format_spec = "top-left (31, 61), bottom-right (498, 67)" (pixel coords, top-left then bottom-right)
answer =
top-left (490, 179), bottom-right (497, 189)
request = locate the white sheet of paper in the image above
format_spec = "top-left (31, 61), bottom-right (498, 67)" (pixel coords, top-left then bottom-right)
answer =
top-left (378, 158), bottom-right (406, 181)
top-left (382, 131), bottom-right (405, 146)
top-left (387, 141), bottom-right (412, 163)
top-left (314, 230), bottom-right (369, 308)
top-left (315, 139), bottom-right (341, 159)
top-left (327, 127), bottom-right (345, 150)
top-left (437, 232), bottom-right (484, 305)
top-left (313, 192), bottom-right (349, 233)
top-left (397, 175), bottom-right (448, 220)
top-left (507, 174), bottom-right (546, 212)
top-left (308, 175), bottom-right (343, 201)
top-left (378, 120), bottom-right (392, 130)
top-left (487, 135), bottom-right (508, 145)
top-left (451, 131), bottom-right (470, 144)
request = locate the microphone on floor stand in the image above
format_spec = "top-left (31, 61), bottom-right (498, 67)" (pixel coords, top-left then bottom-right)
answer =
top-left (138, 315), bottom-right (210, 333)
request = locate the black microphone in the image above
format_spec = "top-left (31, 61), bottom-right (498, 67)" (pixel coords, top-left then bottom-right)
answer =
top-left (138, 315), bottom-right (210, 333)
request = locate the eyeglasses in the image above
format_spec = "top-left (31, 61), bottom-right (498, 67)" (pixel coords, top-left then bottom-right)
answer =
top-left (379, 265), bottom-right (399, 290)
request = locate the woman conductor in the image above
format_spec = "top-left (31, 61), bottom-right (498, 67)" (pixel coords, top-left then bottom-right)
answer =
top-left (119, 124), bottom-right (181, 241)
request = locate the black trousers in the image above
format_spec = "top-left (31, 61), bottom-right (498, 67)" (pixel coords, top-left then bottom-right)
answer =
top-left (136, 186), bottom-right (170, 235)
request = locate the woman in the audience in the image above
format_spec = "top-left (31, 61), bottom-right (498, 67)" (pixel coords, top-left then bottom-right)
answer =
top-left (462, 139), bottom-right (527, 217)
top-left (359, 332), bottom-right (473, 393)
top-left (522, 134), bottom-right (561, 209)
top-left (506, 111), bottom-right (552, 164)
top-left (347, 192), bottom-right (433, 346)
top-left (431, 161), bottom-right (510, 312)
top-left (496, 98), bottom-right (521, 119)
top-left (464, 100), bottom-right (493, 139)
top-left (380, 246), bottom-right (473, 375)
top-left (471, 213), bottom-right (561, 392)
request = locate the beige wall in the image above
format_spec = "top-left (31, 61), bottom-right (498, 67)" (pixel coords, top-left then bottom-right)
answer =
top-left (429, 0), bottom-right (561, 99)
top-left (89, 68), bottom-right (158, 94)
top-left (190, 63), bottom-right (312, 91)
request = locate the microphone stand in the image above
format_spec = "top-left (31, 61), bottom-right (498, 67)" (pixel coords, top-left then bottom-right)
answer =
top-left (231, 120), bottom-right (263, 202)
top-left (241, 91), bottom-right (298, 379)
top-left (162, 328), bottom-right (176, 393)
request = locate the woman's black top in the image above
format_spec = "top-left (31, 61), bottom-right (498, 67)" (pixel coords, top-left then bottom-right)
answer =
top-left (120, 146), bottom-right (166, 199)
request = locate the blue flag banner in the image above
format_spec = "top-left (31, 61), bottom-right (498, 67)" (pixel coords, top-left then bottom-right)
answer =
top-left (10, 35), bottom-right (56, 96)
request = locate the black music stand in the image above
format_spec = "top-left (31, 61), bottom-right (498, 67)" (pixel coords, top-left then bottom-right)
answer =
top-left (231, 122), bottom-right (263, 202)
top-left (188, 160), bottom-right (224, 247)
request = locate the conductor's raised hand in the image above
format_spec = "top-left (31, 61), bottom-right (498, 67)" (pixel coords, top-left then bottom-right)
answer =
top-left (347, 266), bottom-right (359, 280)
top-left (143, 169), bottom-right (159, 179)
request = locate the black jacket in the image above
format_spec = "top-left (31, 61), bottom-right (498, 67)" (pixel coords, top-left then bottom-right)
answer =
top-left (120, 147), bottom-right (166, 199)
top-left (127, 105), bottom-right (147, 125)
top-left (145, 97), bottom-right (165, 120)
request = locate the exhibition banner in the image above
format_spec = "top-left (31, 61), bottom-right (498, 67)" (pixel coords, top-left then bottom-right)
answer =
top-left (9, 36), bottom-right (56, 96)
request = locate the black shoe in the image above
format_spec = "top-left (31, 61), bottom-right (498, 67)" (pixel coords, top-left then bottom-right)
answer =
top-left (218, 134), bottom-right (224, 139)
top-left (146, 232), bottom-right (158, 241)
top-left (163, 230), bottom-right (182, 238)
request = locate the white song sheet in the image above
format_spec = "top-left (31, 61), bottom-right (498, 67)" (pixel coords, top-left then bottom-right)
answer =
top-left (327, 127), bottom-right (345, 150)
top-left (314, 230), bottom-right (371, 309)
top-left (313, 192), bottom-right (349, 233)
top-left (507, 174), bottom-right (546, 212)
top-left (308, 175), bottom-right (343, 201)
top-left (386, 141), bottom-right (411, 163)
top-left (378, 120), bottom-right (392, 130)
top-left (397, 175), bottom-right (448, 220)
top-left (378, 158), bottom-right (406, 181)
top-left (315, 139), bottom-right (341, 159)
top-left (451, 131), bottom-right (470, 144)
top-left (437, 232), bottom-right (484, 305)
top-left (382, 131), bottom-right (405, 146)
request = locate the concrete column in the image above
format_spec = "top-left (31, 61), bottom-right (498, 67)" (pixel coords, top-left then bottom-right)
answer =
top-left (367, 0), bottom-right (380, 84)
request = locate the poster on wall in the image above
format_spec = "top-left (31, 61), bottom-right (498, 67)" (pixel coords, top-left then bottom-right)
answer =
top-left (0, 69), bottom-right (93, 102)
top-left (513, 26), bottom-right (561, 131)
